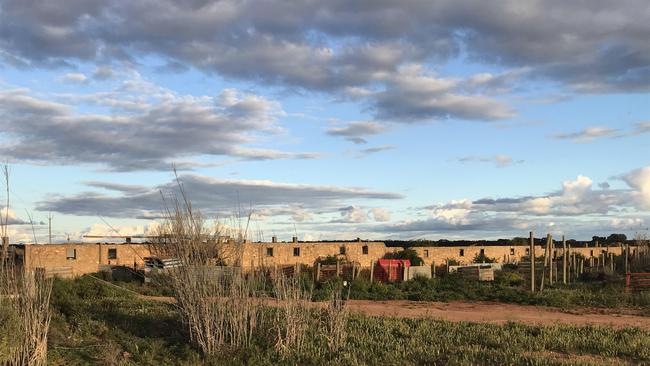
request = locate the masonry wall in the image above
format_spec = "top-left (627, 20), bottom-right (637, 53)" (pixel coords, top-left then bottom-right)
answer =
top-left (23, 243), bottom-right (151, 278)
top-left (21, 241), bottom-right (633, 277)
top-left (413, 244), bottom-right (628, 266)
top-left (98, 243), bottom-right (151, 268)
top-left (240, 241), bottom-right (387, 269)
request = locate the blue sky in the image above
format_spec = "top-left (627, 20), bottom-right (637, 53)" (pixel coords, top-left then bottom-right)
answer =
top-left (0, 1), bottom-right (649, 243)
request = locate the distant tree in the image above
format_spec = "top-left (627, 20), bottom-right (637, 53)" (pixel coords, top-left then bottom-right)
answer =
top-left (472, 252), bottom-right (496, 264)
top-left (383, 249), bottom-right (424, 266)
top-left (592, 236), bottom-right (606, 243)
top-left (511, 237), bottom-right (528, 245)
top-left (606, 233), bottom-right (627, 243)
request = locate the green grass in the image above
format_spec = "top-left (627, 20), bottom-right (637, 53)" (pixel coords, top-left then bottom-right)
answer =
top-left (103, 267), bottom-right (650, 312)
top-left (310, 273), bottom-right (650, 312)
top-left (44, 277), bottom-right (650, 365)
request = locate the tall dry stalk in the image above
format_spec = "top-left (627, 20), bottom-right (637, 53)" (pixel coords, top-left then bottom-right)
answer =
top-left (272, 273), bottom-right (312, 355)
top-left (632, 232), bottom-right (650, 272)
top-left (323, 283), bottom-right (349, 353)
top-left (151, 169), bottom-right (261, 355)
top-left (0, 165), bottom-right (52, 366)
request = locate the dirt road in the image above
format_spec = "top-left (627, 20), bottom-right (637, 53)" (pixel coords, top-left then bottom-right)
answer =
top-left (139, 295), bottom-right (650, 330)
top-left (344, 300), bottom-right (650, 329)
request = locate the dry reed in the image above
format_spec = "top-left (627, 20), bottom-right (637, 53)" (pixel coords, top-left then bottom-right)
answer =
top-left (0, 165), bottom-right (52, 366)
top-left (150, 169), bottom-right (262, 355)
top-left (323, 283), bottom-right (349, 353)
top-left (272, 272), bottom-right (312, 355)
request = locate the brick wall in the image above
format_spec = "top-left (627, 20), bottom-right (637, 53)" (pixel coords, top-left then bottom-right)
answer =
top-left (239, 241), bottom-right (386, 269)
top-left (21, 241), bottom-right (633, 277)
top-left (24, 243), bottom-right (151, 277)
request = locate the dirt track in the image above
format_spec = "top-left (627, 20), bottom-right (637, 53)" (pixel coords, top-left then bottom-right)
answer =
top-left (140, 295), bottom-right (650, 330)
top-left (343, 300), bottom-right (650, 330)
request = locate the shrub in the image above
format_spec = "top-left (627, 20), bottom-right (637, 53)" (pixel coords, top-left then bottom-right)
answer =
top-left (495, 271), bottom-right (524, 287)
top-left (317, 255), bottom-right (339, 265)
top-left (472, 252), bottom-right (496, 264)
top-left (383, 249), bottom-right (424, 266)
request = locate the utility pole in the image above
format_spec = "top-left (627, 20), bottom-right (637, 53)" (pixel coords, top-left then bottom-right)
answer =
top-left (48, 213), bottom-right (53, 244)
top-left (530, 231), bottom-right (535, 293)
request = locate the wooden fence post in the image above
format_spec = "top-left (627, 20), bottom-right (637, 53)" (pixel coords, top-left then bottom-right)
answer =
top-left (530, 231), bottom-right (535, 293)
top-left (432, 260), bottom-right (436, 279)
top-left (625, 243), bottom-right (629, 273)
top-left (370, 261), bottom-right (374, 283)
top-left (540, 233), bottom-right (550, 291)
top-left (548, 234), bottom-right (555, 285)
top-left (562, 235), bottom-right (567, 284)
top-left (316, 262), bottom-right (321, 282)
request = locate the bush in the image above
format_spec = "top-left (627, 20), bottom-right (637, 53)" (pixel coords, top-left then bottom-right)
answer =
top-left (383, 249), bottom-right (424, 266)
top-left (495, 271), bottom-right (524, 287)
top-left (0, 303), bottom-right (21, 363)
top-left (317, 255), bottom-right (339, 265)
top-left (472, 252), bottom-right (496, 264)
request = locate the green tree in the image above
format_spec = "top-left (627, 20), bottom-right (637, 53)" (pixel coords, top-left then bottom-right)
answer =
top-left (472, 251), bottom-right (496, 263)
top-left (606, 233), bottom-right (627, 243)
top-left (383, 249), bottom-right (424, 266)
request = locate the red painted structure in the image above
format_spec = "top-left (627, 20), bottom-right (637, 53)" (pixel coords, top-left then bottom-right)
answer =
top-left (373, 259), bottom-right (410, 282)
top-left (626, 272), bottom-right (650, 292)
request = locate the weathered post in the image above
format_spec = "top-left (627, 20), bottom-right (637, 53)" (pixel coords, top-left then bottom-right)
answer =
top-left (369, 260), bottom-right (374, 283)
top-left (562, 235), bottom-right (567, 284)
top-left (547, 234), bottom-right (555, 285)
top-left (316, 262), bottom-right (321, 282)
top-left (432, 260), bottom-right (436, 279)
top-left (530, 231), bottom-right (535, 293)
top-left (336, 260), bottom-right (340, 278)
top-left (580, 258), bottom-right (584, 275)
top-left (625, 243), bottom-right (629, 273)
top-left (540, 233), bottom-right (550, 291)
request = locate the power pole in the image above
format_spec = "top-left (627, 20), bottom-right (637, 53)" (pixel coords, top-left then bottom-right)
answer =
top-left (48, 213), bottom-right (53, 244)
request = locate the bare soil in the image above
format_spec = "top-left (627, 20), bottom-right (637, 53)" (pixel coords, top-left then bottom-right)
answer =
top-left (344, 300), bottom-right (650, 329)
top-left (139, 295), bottom-right (650, 329)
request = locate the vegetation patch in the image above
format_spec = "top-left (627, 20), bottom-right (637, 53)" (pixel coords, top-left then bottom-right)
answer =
top-left (45, 277), bottom-right (650, 365)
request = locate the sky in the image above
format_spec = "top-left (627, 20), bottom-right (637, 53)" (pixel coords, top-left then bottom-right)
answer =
top-left (0, 0), bottom-right (649, 243)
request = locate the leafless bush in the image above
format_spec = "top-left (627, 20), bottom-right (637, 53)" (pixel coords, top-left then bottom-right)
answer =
top-left (272, 273), bottom-right (312, 355)
top-left (150, 170), bottom-right (261, 355)
top-left (632, 232), bottom-right (650, 272)
top-left (323, 283), bottom-right (349, 353)
top-left (0, 165), bottom-right (52, 366)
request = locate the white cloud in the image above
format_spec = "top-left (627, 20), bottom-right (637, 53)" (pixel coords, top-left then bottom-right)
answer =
top-left (458, 154), bottom-right (523, 168)
top-left (623, 167), bottom-right (650, 209)
top-left (370, 208), bottom-right (391, 222)
top-left (372, 65), bottom-right (516, 122)
top-left (60, 72), bottom-right (88, 83)
top-left (377, 166), bottom-right (650, 237)
top-left (339, 206), bottom-right (368, 223)
top-left (0, 77), bottom-right (317, 171)
top-left (326, 121), bottom-right (386, 144)
top-left (80, 222), bottom-right (161, 242)
top-left (553, 126), bottom-right (620, 143)
top-left (39, 174), bottom-right (403, 220)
